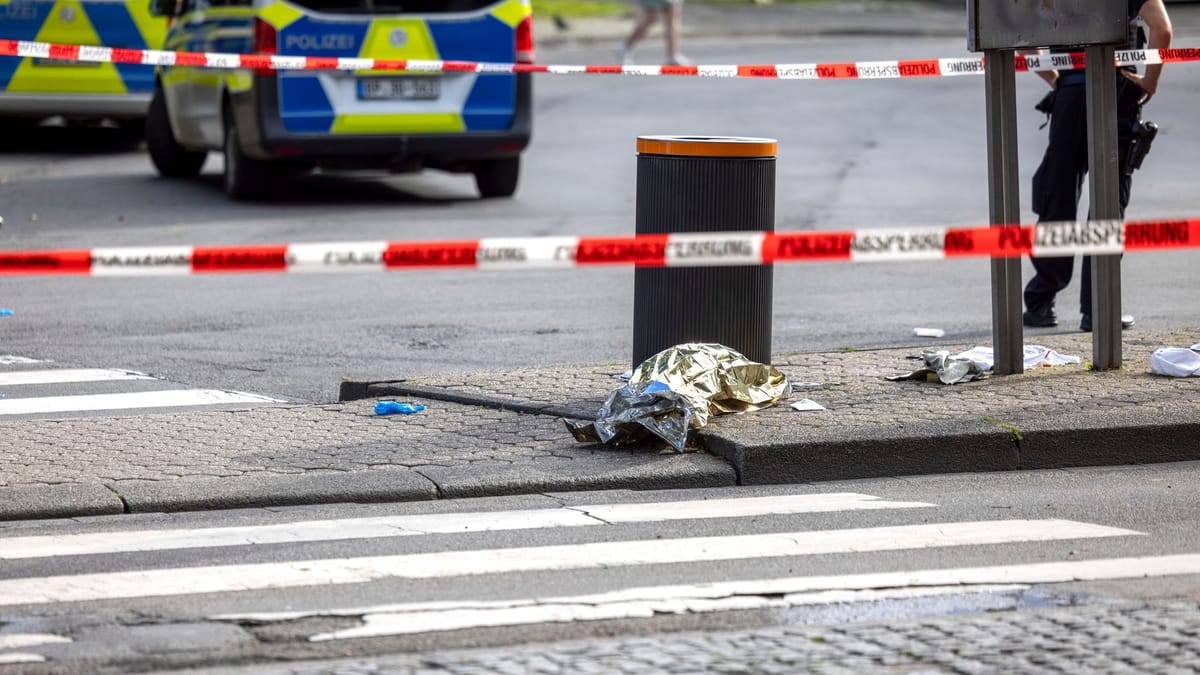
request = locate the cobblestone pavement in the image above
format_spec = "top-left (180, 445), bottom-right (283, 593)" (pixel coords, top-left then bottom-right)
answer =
top-left (269, 601), bottom-right (1200, 675)
top-left (4, 331), bottom-right (1198, 486)
top-left (2, 330), bottom-right (1197, 515)
top-left (394, 330), bottom-right (1200, 435)
top-left (0, 399), bottom-right (581, 487)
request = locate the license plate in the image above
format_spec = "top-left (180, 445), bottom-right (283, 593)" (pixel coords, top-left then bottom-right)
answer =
top-left (32, 58), bottom-right (101, 67)
top-left (357, 77), bottom-right (440, 101)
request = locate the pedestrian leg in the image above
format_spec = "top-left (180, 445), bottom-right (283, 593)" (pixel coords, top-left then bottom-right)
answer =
top-left (665, 4), bottom-right (691, 65)
top-left (621, 8), bottom-right (660, 64)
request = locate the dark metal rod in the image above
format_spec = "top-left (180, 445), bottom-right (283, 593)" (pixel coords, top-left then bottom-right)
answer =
top-left (1086, 44), bottom-right (1123, 370)
top-left (984, 49), bottom-right (1024, 376)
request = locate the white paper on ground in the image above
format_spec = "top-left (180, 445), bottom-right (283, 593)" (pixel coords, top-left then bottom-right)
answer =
top-left (791, 399), bottom-right (827, 412)
top-left (953, 345), bottom-right (1083, 371)
top-left (913, 327), bottom-right (945, 338)
top-left (1150, 347), bottom-right (1200, 378)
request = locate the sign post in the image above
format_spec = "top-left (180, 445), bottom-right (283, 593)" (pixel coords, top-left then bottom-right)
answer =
top-left (1086, 44), bottom-right (1124, 370)
top-left (968, 0), bottom-right (1128, 374)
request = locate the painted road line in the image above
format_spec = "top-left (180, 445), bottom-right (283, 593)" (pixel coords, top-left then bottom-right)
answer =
top-left (0, 356), bottom-right (49, 365)
top-left (0, 634), bottom-right (72, 649)
top-left (0, 654), bottom-right (47, 665)
top-left (214, 553), bottom-right (1200, 640)
top-left (308, 586), bottom-right (1031, 640)
top-left (0, 368), bottom-right (155, 386)
top-left (0, 389), bottom-right (283, 415)
top-left (0, 520), bottom-right (1139, 606)
top-left (0, 493), bottom-right (935, 560)
top-left (219, 584), bottom-right (1028, 625)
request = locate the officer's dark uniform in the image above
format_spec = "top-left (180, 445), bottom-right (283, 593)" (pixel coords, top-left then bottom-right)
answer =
top-left (1023, 0), bottom-right (1149, 327)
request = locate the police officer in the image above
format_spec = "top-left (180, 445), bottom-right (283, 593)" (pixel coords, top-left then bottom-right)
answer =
top-left (1022, 0), bottom-right (1173, 332)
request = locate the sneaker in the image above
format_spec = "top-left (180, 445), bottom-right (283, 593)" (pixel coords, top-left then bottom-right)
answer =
top-left (1080, 314), bottom-right (1135, 332)
top-left (667, 53), bottom-right (694, 66)
top-left (1022, 309), bottom-right (1058, 328)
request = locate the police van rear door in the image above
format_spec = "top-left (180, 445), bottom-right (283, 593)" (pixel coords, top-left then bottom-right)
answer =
top-left (0, 0), bottom-right (165, 107)
top-left (257, 0), bottom-right (529, 135)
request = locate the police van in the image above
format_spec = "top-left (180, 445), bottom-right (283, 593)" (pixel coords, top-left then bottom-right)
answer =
top-left (0, 0), bottom-right (166, 132)
top-left (145, 0), bottom-right (534, 200)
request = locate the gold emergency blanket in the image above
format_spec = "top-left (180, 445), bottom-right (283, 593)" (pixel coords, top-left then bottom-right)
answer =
top-left (566, 343), bottom-right (790, 452)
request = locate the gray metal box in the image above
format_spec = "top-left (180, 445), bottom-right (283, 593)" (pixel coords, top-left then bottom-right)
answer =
top-left (968, 0), bottom-right (1127, 51)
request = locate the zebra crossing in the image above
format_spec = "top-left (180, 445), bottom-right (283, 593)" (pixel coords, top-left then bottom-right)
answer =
top-left (1, 490), bottom-right (1198, 667)
top-left (0, 354), bottom-right (282, 419)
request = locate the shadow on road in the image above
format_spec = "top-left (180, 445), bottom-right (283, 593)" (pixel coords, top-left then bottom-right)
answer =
top-left (0, 122), bottom-right (144, 155)
top-left (180, 171), bottom-right (473, 206)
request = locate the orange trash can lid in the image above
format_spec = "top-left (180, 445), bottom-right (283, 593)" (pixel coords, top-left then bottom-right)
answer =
top-left (636, 135), bottom-right (777, 158)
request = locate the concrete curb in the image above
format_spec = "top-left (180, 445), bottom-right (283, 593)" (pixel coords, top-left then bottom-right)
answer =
top-left (534, 23), bottom-right (966, 49)
top-left (0, 456), bottom-right (734, 522)
top-left (532, 1), bottom-right (968, 49)
top-left (107, 471), bottom-right (439, 515)
top-left (0, 483), bottom-right (124, 522)
top-left (418, 452), bottom-right (736, 499)
top-left (699, 419), bottom-right (1019, 485)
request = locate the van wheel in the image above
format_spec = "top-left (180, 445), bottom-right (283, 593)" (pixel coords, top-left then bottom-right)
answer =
top-left (223, 117), bottom-right (270, 201)
top-left (146, 88), bottom-right (206, 178)
top-left (473, 157), bottom-right (519, 198)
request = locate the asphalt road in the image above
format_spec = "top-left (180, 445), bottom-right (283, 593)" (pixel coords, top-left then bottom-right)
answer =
top-left (2, 464), bottom-right (1199, 672)
top-left (2, 35), bottom-right (1199, 407)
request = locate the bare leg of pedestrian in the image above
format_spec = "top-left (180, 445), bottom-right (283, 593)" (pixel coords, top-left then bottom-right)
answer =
top-left (620, 8), bottom-right (660, 65)
top-left (666, 3), bottom-right (692, 65)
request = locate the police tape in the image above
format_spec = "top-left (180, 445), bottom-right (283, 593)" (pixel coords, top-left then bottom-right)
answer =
top-left (1, 39), bottom-right (1198, 79)
top-left (0, 219), bottom-right (1195, 277)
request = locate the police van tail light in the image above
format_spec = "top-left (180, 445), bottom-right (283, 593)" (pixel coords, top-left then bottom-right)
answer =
top-left (515, 15), bottom-right (535, 64)
top-left (253, 17), bottom-right (278, 76)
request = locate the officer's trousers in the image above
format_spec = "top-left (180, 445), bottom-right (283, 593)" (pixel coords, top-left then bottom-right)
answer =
top-left (1024, 77), bottom-right (1143, 318)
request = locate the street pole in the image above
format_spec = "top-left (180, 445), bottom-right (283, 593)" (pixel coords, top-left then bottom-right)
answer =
top-left (985, 49), bottom-right (1024, 376)
top-left (1086, 44), bottom-right (1123, 370)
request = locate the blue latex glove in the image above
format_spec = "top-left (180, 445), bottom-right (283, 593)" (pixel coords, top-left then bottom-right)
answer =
top-left (375, 400), bottom-right (426, 415)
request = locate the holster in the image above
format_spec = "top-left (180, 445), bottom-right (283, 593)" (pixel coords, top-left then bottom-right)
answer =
top-left (1125, 119), bottom-right (1159, 174)
top-left (1034, 89), bottom-right (1056, 129)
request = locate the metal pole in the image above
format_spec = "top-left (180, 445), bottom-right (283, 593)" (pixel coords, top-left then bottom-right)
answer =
top-left (984, 49), bottom-right (1024, 376)
top-left (1086, 44), bottom-right (1123, 370)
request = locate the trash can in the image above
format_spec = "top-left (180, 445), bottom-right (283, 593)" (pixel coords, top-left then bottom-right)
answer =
top-left (632, 135), bottom-right (776, 367)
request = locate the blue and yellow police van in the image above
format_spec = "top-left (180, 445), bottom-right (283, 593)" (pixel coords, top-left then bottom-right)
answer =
top-left (145, 0), bottom-right (534, 200)
top-left (0, 0), bottom-right (166, 132)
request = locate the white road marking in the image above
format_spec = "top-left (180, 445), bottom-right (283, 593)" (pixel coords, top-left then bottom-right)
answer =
top-left (0, 520), bottom-right (1138, 606)
top-left (0, 653), bottom-right (47, 664)
top-left (0, 493), bottom-right (934, 560)
top-left (215, 553), bottom-right (1200, 641)
top-left (0, 634), bottom-right (71, 649)
top-left (221, 583), bottom-right (1030, 624)
top-left (309, 585), bottom-right (1029, 640)
top-left (0, 355), bottom-right (49, 365)
top-left (0, 368), bottom-right (155, 386)
top-left (0, 389), bottom-right (283, 415)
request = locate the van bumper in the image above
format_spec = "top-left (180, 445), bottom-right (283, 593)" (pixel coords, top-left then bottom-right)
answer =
top-left (0, 93), bottom-right (152, 120)
top-left (229, 73), bottom-right (532, 166)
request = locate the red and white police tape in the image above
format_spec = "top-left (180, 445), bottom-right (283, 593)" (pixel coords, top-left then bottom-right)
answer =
top-left (1, 39), bottom-right (1198, 79)
top-left (0, 218), bottom-right (1195, 276)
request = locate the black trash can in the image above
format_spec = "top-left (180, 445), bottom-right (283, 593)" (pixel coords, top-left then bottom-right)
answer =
top-left (632, 135), bottom-right (776, 367)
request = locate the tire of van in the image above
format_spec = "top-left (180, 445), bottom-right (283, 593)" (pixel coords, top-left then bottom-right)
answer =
top-left (147, 88), bottom-right (207, 178)
top-left (473, 157), bottom-right (520, 199)
top-left (223, 119), bottom-right (270, 201)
